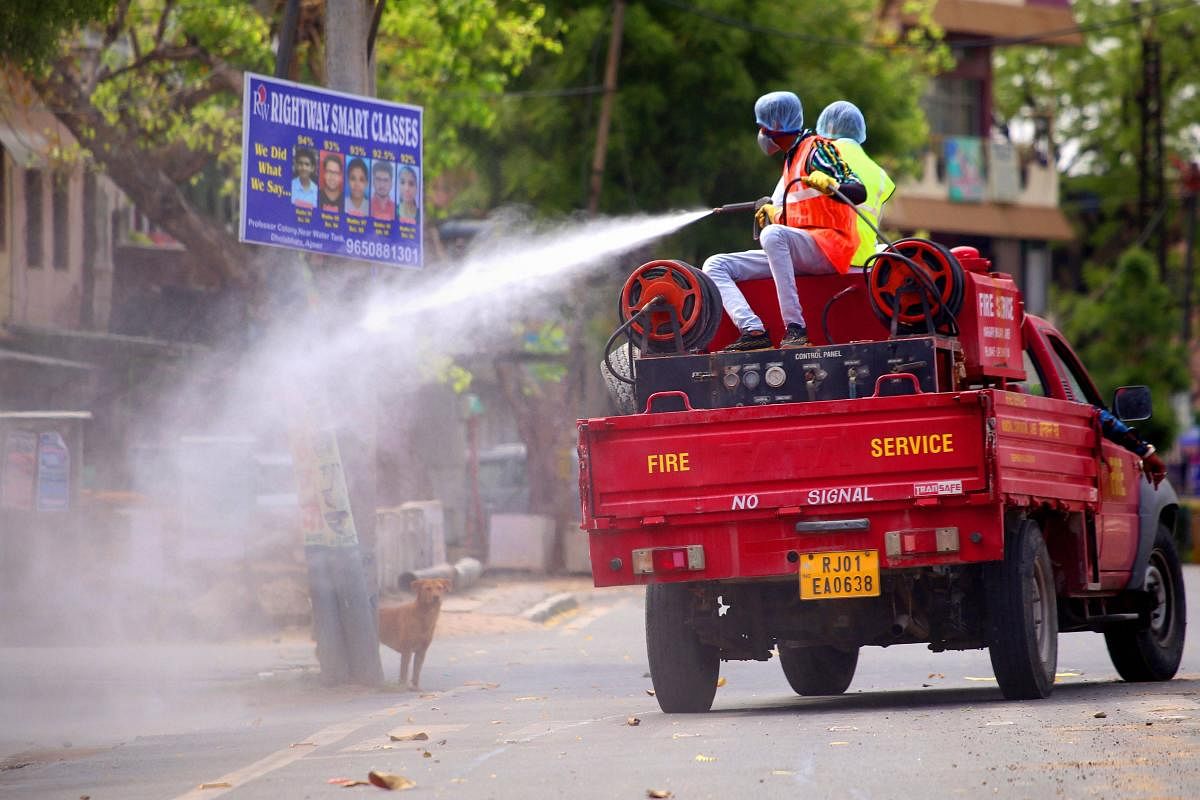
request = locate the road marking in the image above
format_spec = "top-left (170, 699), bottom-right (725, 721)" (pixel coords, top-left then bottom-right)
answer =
top-left (169, 694), bottom-right (467, 799)
top-left (558, 605), bottom-right (610, 635)
top-left (170, 715), bottom-right (375, 799)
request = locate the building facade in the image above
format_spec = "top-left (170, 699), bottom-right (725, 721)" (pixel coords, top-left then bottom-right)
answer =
top-left (882, 0), bottom-right (1080, 315)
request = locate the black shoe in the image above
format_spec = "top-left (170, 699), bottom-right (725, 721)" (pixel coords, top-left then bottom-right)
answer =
top-left (780, 324), bottom-right (810, 349)
top-left (721, 330), bottom-right (772, 352)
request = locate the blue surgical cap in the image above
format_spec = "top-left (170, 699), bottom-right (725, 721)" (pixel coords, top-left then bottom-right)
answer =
top-left (816, 100), bottom-right (867, 144)
top-left (754, 92), bottom-right (803, 134)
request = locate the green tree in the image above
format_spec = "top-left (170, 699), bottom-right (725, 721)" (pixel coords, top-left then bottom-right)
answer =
top-left (1054, 247), bottom-right (1188, 449)
top-left (11, 0), bottom-right (560, 294)
top-left (474, 0), bottom-right (938, 246)
top-left (0, 0), bottom-right (115, 67)
top-left (993, 0), bottom-right (1200, 258)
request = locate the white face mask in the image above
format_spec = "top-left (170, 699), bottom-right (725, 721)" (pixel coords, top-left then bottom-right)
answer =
top-left (757, 131), bottom-right (781, 156)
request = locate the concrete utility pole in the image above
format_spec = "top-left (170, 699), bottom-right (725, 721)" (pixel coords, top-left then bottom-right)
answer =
top-left (1182, 161), bottom-right (1199, 349)
top-left (586, 0), bottom-right (626, 216)
top-left (294, 0), bottom-right (384, 687)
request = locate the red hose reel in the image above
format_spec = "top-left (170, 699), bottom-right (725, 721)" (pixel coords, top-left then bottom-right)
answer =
top-left (618, 260), bottom-right (722, 352)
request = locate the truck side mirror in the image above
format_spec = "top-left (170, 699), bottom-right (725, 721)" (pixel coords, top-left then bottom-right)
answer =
top-left (1113, 385), bottom-right (1152, 422)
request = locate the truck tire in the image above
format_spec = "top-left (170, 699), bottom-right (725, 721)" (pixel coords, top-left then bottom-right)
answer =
top-left (778, 644), bottom-right (859, 696)
top-left (645, 583), bottom-right (719, 713)
top-left (1104, 522), bottom-right (1186, 682)
top-left (600, 343), bottom-right (638, 415)
top-left (985, 518), bottom-right (1058, 700)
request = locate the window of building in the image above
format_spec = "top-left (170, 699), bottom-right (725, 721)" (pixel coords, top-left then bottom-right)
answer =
top-left (25, 169), bottom-right (43, 268)
top-left (923, 76), bottom-right (984, 138)
top-left (52, 173), bottom-right (69, 270)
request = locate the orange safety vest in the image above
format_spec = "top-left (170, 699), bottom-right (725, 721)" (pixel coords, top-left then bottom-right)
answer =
top-left (780, 136), bottom-right (859, 274)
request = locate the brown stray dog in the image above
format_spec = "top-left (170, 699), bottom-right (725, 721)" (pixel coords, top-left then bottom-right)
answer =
top-left (378, 577), bottom-right (451, 690)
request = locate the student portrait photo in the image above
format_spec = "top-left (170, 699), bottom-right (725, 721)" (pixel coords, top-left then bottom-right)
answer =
top-left (318, 151), bottom-right (344, 213)
top-left (291, 146), bottom-right (318, 208)
top-left (397, 165), bottom-right (420, 224)
top-left (370, 160), bottom-right (395, 221)
top-left (345, 157), bottom-right (370, 217)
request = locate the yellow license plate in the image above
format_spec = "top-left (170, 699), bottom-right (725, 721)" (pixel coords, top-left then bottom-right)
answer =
top-left (800, 550), bottom-right (880, 600)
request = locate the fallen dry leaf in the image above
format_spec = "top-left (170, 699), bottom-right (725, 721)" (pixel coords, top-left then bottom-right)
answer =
top-left (928, 673), bottom-right (944, 679)
top-left (422, 750), bottom-right (432, 759)
top-left (647, 790), bottom-right (673, 798)
top-left (388, 731), bottom-right (429, 742)
top-left (368, 771), bottom-right (416, 791)
top-left (715, 677), bottom-right (727, 688)
top-left (1094, 712), bottom-right (1107, 719)
top-left (645, 689), bottom-right (656, 696)
top-left (328, 778), bottom-right (370, 788)
top-left (627, 717), bottom-right (641, 727)
top-left (198, 782), bottom-right (233, 789)
top-left (694, 754), bottom-right (716, 763)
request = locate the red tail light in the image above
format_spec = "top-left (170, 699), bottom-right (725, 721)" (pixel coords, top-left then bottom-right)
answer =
top-left (632, 545), bottom-right (705, 575)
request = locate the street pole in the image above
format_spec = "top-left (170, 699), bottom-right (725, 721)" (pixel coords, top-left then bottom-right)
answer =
top-left (586, 0), bottom-right (626, 216)
top-left (1182, 164), bottom-right (1198, 350)
top-left (291, 0), bottom-right (383, 687)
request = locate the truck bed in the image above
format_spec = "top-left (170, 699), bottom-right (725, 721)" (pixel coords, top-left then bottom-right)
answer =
top-left (580, 389), bottom-right (1100, 587)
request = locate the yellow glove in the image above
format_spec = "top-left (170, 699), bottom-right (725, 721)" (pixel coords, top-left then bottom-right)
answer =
top-left (802, 172), bottom-right (838, 195)
top-left (755, 203), bottom-right (779, 229)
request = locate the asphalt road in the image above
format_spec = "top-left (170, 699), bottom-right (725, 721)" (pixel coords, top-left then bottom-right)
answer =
top-left (3, 569), bottom-right (1199, 800)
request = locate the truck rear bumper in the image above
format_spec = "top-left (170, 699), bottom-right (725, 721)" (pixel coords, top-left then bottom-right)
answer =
top-left (588, 501), bottom-right (1004, 587)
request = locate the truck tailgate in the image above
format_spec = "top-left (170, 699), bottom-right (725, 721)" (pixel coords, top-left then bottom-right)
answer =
top-left (579, 392), bottom-right (989, 528)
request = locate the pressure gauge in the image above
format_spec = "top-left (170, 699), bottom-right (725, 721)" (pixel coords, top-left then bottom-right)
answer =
top-left (742, 369), bottom-right (761, 390)
top-left (722, 370), bottom-right (740, 389)
top-left (764, 365), bottom-right (787, 388)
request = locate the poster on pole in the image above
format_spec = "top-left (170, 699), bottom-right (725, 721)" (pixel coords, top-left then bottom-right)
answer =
top-left (239, 73), bottom-right (423, 268)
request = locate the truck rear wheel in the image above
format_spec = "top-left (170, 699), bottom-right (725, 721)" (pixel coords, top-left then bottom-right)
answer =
top-left (1104, 523), bottom-right (1186, 682)
top-left (778, 645), bottom-right (859, 696)
top-left (985, 518), bottom-right (1058, 700)
top-left (645, 582), bottom-right (719, 713)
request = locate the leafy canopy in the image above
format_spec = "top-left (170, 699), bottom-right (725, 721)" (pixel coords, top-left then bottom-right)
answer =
top-left (1053, 247), bottom-right (1189, 449)
top-left (0, 0), bottom-right (116, 67)
top-left (993, 0), bottom-right (1200, 192)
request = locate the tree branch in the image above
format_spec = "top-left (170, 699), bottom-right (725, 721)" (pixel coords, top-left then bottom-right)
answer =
top-left (154, 1), bottom-right (178, 51)
top-left (33, 60), bottom-right (255, 291)
top-left (99, 44), bottom-right (208, 85)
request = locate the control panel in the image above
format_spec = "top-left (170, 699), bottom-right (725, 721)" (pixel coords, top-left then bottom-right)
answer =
top-left (634, 336), bottom-right (960, 412)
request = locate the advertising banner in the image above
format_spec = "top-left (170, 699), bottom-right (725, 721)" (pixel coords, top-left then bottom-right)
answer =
top-left (35, 431), bottom-right (70, 512)
top-left (1, 430), bottom-right (37, 511)
top-left (239, 73), bottom-right (423, 268)
top-left (945, 136), bottom-right (985, 203)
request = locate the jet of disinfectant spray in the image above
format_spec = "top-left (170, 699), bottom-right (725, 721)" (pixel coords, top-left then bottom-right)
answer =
top-left (361, 208), bottom-right (712, 333)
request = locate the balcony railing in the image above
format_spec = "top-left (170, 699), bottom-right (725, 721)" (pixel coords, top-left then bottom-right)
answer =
top-left (901, 135), bottom-right (1060, 208)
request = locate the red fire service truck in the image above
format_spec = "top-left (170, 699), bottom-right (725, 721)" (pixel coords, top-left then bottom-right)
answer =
top-left (581, 239), bottom-right (1185, 713)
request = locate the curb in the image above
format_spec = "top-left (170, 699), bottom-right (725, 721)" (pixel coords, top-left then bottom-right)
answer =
top-left (520, 592), bottom-right (579, 623)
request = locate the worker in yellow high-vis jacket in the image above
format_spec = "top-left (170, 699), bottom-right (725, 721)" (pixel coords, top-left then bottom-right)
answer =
top-left (816, 101), bottom-right (895, 268)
